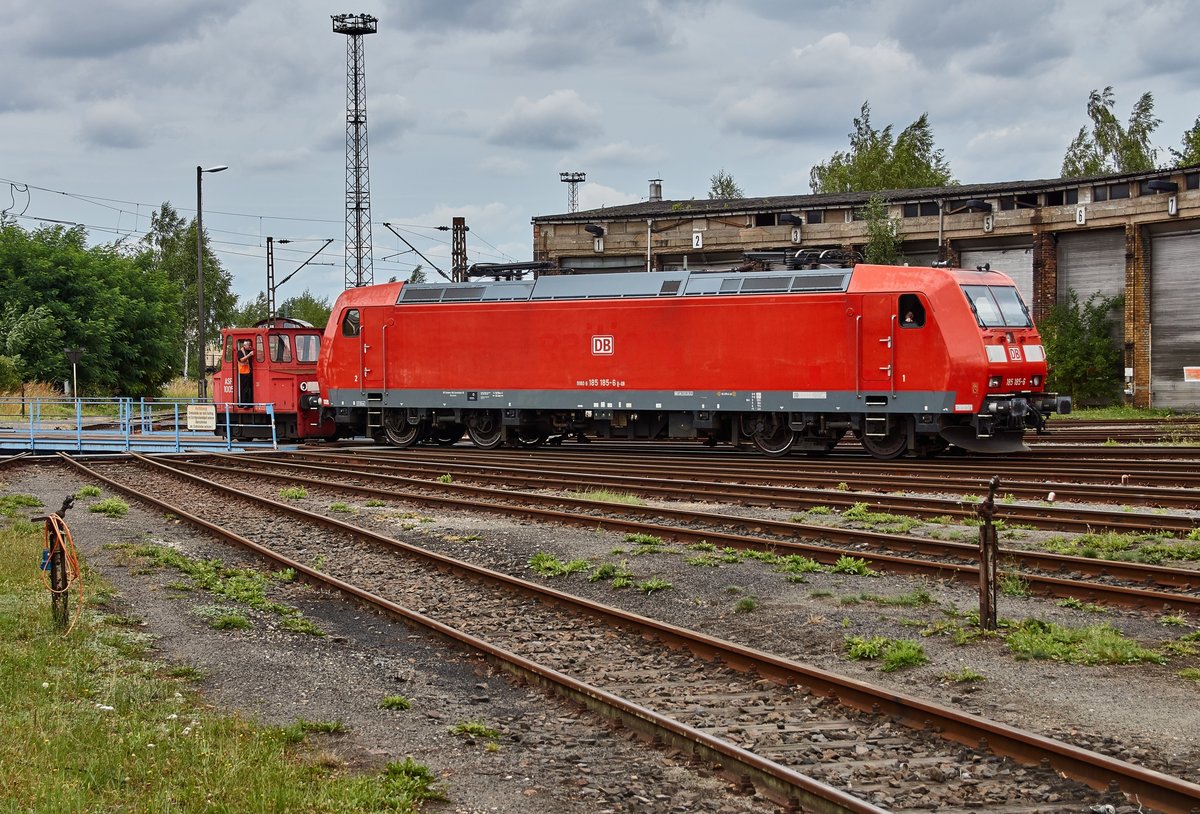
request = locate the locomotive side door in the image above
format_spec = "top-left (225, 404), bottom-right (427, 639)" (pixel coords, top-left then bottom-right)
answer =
top-left (358, 307), bottom-right (386, 391)
top-left (860, 294), bottom-right (896, 393)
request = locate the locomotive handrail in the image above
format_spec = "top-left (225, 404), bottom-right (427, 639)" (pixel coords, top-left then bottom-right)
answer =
top-left (889, 313), bottom-right (896, 397)
top-left (854, 314), bottom-right (862, 399)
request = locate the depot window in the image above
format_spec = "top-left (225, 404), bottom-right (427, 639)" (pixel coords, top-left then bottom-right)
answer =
top-left (902, 202), bottom-right (938, 218)
top-left (1186, 172), bottom-right (1199, 191)
top-left (962, 284), bottom-right (1031, 328)
top-left (806, 210), bottom-right (823, 224)
top-left (341, 309), bottom-right (361, 337)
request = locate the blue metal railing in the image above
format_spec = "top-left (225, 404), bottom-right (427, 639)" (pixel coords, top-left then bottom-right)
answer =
top-left (0, 397), bottom-right (279, 453)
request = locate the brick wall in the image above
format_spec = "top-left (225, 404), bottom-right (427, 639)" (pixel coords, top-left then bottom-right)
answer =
top-left (1125, 224), bottom-right (1151, 407)
top-left (1030, 231), bottom-right (1057, 324)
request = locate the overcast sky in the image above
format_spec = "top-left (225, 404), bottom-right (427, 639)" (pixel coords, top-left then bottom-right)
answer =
top-left (2, 0), bottom-right (1197, 307)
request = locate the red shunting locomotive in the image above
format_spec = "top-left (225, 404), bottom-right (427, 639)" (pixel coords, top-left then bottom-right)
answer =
top-left (212, 318), bottom-right (336, 442)
top-left (311, 263), bottom-right (1070, 458)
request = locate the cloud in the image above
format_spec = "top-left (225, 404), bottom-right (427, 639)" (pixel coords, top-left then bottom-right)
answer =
top-left (478, 155), bottom-right (530, 176)
top-left (24, 0), bottom-right (239, 59)
top-left (583, 140), bottom-right (665, 167)
top-left (716, 33), bottom-right (924, 141)
top-left (488, 90), bottom-right (602, 150)
top-left (79, 100), bottom-right (149, 149)
top-left (578, 182), bottom-right (642, 210)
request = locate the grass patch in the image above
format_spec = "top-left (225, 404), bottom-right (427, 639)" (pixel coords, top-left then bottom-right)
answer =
top-left (830, 555), bottom-right (878, 576)
top-left (840, 502), bottom-right (920, 533)
top-left (1056, 597), bottom-right (1107, 613)
top-left (364, 499), bottom-right (386, 508)
top-left (999, 571), bottom-right (1031, 597)
top-left (118, 543), bottom-right (321, 635)
top-left (862, 588), bottom-right (936, 608)
top-left (636, 577), bottom-right (673, 595)
top-left (89, 498), bottom-right (129, 518)
top-left (844, 636), bottom-right (928, 672)
top-left (435, 474), bottom-right (453, 484)
top-left (0, 522), bottom-right (439, 813)
top-left (569, 488), bottom-right (646, 506)
top-left (623, 532), bottom-right (664, 546)
top-left (0, 493), bottom-right (43, 519)
top-left (1043, 531), bottom-right (1200, 565)
top-left (734, 597), bottom-right (759, 613)
top-left (449, 719), bottom-right (500, 742)
top-left (528, 552), bottom-right (591, 577)
top-left (587, 561), bottom-right (633, 584)
top-left (278, 486), bottom-right (308, 500)
top-left (1180, 668), bottom-right (1200, 682)
top-left (328, 502), bottom-right (353, 513)
top-left (1005, 619), bottom-right (1165, 665)
top-left (380, 695), bottom-right (412, 711)
top-left (76, 485), bottom-right (103, 499)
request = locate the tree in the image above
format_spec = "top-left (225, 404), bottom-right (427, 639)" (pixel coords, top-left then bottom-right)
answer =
top-left (0, 219), bottom-right (182, 395)
top-left (407, 265), bottom-right (426, 284)
top-left (858, 195), bottom-right (905, 265)
top-left (1039, 290), bottom-right (1124, 406)
top-left (278, 290), bottom-right (332, 328)
top-left (810, 102), bottom-right (954, 193)
top-left (230, 292), bottom-right (269, 328)
top-left (1061, 87), bottom-right (1160, 177)
top-left (135, 202), bottom-right (236, 380)
top-left (1170, 115), bottom-right (1200, 167)
top-left (708, 169), bottom-right (744, 199)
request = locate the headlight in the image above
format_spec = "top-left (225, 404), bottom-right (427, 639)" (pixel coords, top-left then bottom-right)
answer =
top-left (988, 375), bottom-right (1002, 388)
top-left (1032, 375), bottom-right (1042, 387)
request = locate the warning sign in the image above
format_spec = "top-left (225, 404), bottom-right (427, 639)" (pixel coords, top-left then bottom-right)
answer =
top-left (187, 404), bottom-right (217, 431)
top-left (1185, 367), bottom-right (1200, 383)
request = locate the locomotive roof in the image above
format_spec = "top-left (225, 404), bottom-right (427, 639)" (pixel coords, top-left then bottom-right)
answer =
top-left (396, 267), bottom-right (856, 304)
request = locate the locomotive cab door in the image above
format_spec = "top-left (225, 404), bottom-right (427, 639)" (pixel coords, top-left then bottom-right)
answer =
top-left (357, 308), bottom-right (386, 391)
top-left (860, 294), bottom-right (896, 392)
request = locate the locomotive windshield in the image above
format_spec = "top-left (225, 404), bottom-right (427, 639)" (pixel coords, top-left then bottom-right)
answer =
top-left (962, 285), bottom-right (1031, 328)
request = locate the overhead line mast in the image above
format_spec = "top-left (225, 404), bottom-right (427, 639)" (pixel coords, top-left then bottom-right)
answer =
top-left (332, 12), bottom-right (377, 288)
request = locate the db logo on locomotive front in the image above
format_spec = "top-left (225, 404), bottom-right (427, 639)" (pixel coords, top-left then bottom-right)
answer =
top-left (592, 335), bottom-right (614, 356)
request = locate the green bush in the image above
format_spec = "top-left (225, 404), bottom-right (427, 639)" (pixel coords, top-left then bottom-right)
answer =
top-left (1040, 289), bottom-right (1123, 406)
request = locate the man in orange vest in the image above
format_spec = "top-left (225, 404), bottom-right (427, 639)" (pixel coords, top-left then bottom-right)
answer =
top-left (237, 339), bottom-right (254, 405)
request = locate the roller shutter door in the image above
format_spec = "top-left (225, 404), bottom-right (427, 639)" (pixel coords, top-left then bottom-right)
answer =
top-left (1057, 229), bottom-right (1125, 303)
top-left (1150, 230), bottom-right (1200, 409)
top-left (959, 245), bottom-right (1033, 306)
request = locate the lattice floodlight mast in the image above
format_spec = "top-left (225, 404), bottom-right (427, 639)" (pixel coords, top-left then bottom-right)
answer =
top-left (333, 12), bottom-right (377, 288)
top-left (560, 171), bottom-right (585, 213)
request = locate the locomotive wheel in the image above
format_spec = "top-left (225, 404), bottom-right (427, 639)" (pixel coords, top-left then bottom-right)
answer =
top-left (431, 423), bottom-right (465, 446)
top-left (382, 412), bottom-right (426, 448)
top-left (466, 412), bottom-right (504, 449)
top-left (860, 425), bottom-right (908, 459)
top-left (514, 430), bottom-right (548, 449)
top-left (745, 414), bottom-right (794, 457)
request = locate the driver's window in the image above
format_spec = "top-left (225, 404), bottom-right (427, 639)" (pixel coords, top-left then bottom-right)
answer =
top-left (341, 309), bottom-right (361, 337)
top-left (899, 293), bottom-right (926, 328)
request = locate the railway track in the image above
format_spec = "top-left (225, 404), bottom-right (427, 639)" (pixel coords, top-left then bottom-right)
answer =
top-left (168, 452), bottom-right (1200, 614)
top-left (245, 448), bottom-right (1199, 536)
top-left (60, 452), bottom-right (1200, 813)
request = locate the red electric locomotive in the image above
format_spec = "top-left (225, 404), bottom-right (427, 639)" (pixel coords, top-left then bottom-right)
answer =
top-left (212, 318), bottom-right (336, 441)
top-left (315, 264), bottom-right (1071, 458)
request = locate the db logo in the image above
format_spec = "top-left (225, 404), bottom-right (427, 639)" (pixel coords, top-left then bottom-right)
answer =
top-left (1008, 347), bottom-right (1022, 361)
top-left (592, 335), bottom-right (614, 355)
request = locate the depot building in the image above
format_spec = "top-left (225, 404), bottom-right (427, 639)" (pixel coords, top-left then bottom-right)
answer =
top-left (530, 166), bottom-right (1200, 410)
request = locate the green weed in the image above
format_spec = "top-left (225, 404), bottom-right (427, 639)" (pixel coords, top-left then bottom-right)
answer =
top-left (568, 489), bottom-right (646, 505)
top-left (76, 485), bottom-right (103, 498)
top-left (450, 720), bottom-right (500, 741)
top-left (844, 636), bottom-right (928, 672)
top-left (830, 555), bottom-right (878, 576)
top-left (278, 486), bottom-right (308, 500)
top-left (379, 695), bottom-right (412, 711)
top-left (528, 552), bottom-right (591, 577)
top-left (734, 597), bottom-right (759, 613)
top-left (89, 498), bottom-right (129, 518)
top-left (942, 667), bottom-right (986, 683)
top-left (1006, 619), bottom-right (1165, 665)
top-left (637, 577), bottom-right (673, 594)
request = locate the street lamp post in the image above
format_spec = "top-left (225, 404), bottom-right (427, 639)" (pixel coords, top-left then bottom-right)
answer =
top-left (195, 164), bottom-right (228, 400)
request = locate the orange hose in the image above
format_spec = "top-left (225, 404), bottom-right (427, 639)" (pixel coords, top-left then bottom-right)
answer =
top-left (39, 514), bottom-right (84, 635)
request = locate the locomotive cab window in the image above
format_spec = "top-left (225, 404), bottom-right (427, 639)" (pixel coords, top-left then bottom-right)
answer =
top-left (295, 334), bottom-right (320, 364)
top-left (962, 285), bottom-right (1031, 328)
top-left (268, 333), bottom-right (292, 363)
top-left (341, 309), bottom-right (361, 337)
top-left (898, 294), bottom-right (925, 327)
top-left (223, 336), bottom-right (234, 366)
